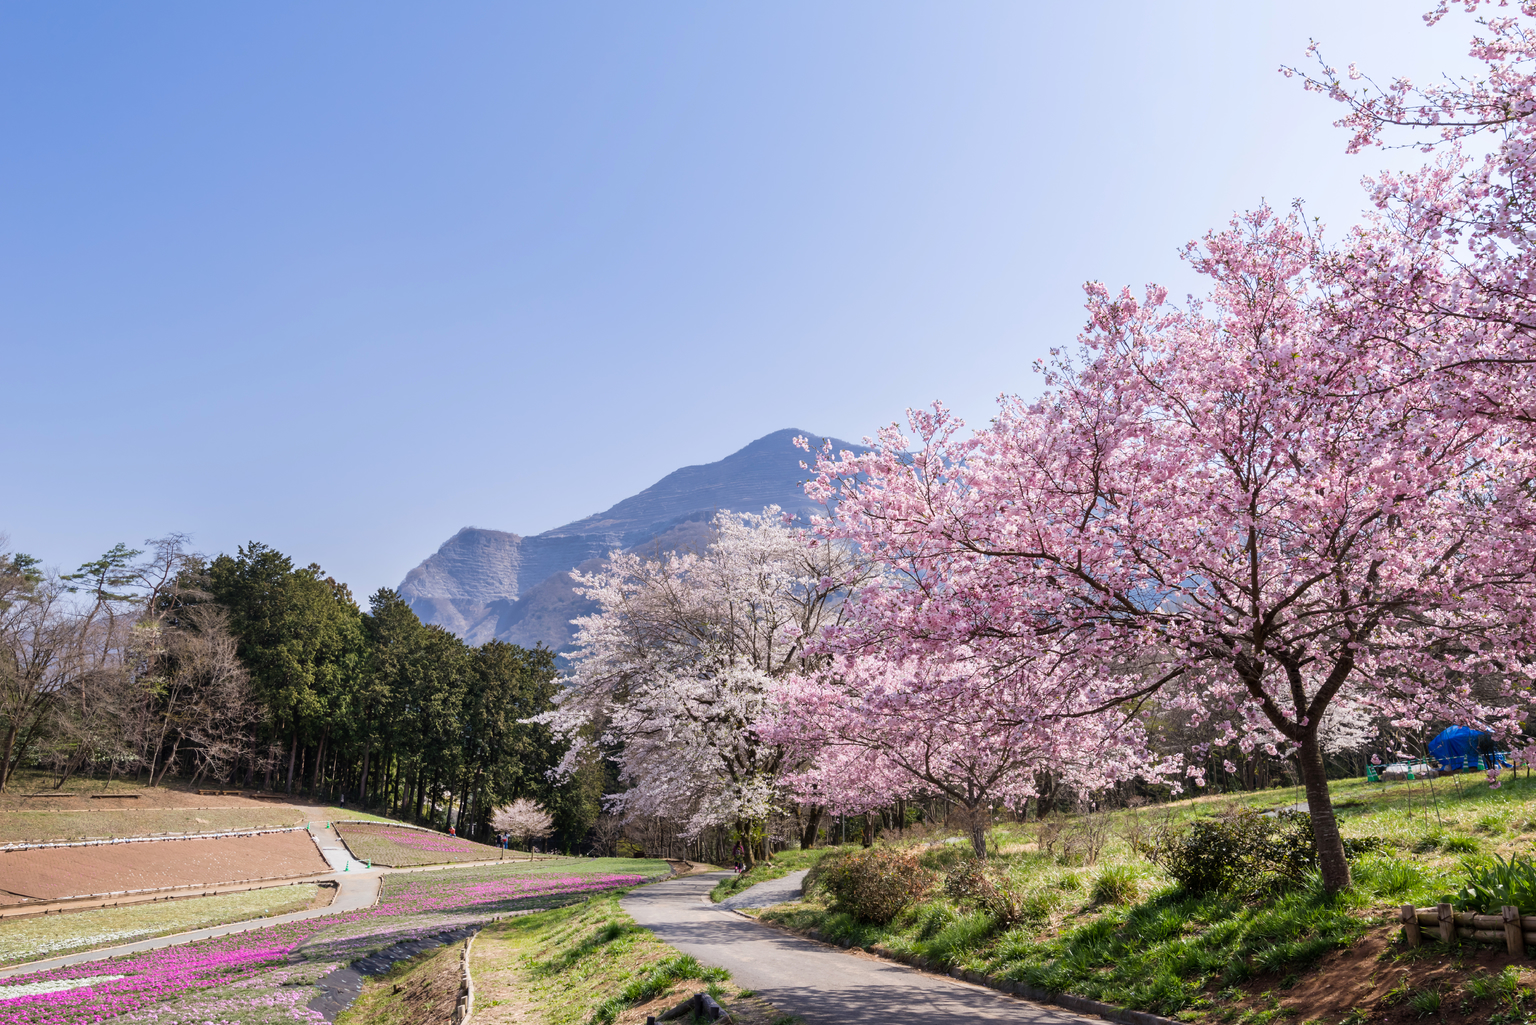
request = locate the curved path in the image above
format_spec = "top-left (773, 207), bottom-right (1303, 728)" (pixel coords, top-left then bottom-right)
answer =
top-left (621, 872), bottom-right (1097, 1025)
top-left (716, 868), bottom-right (808, 910)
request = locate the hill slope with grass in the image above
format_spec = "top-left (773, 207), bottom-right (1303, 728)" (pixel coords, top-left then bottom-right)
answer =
top-left (753, 773), bottom-right (1536, 1023)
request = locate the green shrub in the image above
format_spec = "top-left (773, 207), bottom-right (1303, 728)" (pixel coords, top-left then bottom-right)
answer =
top-left (1135, 811), bottom-right (1382, 896)
top-left (815, 847), bottom-right (935, 924)
top-left (1090, 865), bottom-right (1140, 905)
top-left (942, 858), bottom-right (1034, 926)
top-left (1454, 853), bottom-right (1536, 913)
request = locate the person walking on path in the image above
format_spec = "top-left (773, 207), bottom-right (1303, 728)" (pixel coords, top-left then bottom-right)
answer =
top-left (732, 841), bottom-right (744, 873)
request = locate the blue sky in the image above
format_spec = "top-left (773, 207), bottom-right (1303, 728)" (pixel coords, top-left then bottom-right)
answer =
top-left (1, 2), bottom-right (1475, 597)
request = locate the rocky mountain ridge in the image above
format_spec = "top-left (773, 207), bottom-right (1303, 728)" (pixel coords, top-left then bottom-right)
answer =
top-left (398, 428), bottom-right (862, 650)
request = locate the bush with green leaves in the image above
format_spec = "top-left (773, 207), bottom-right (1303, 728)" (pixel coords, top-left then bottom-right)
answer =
top-left (941, 858), bottom-right (1037, 927)
top-left (1454, 853), bottom-right (1536, 913)
top-left (812, 847), bottom-right (935, 924)
top-left (1134, 811), bottom-right (1381, 896)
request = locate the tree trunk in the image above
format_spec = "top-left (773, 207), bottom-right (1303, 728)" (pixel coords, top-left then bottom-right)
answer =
top-left (799, 804), bottom-right (824, 849)
top-left (1297, 731), bottom-right (1351, 892)
top-left (311, 731), bottom-right (327, 797)
top-left (54, 746), bottom-right (89, 789)
top-left (285, 728), bottom-right (298, 794)
top-left (968, 802), bottom-right (988, 860)
top-left (154, 739), bottom-right (182, 787)
top-left (358, 748), bottom-right (370, 805)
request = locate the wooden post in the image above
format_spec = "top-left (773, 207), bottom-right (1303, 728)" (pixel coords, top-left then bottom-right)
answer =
top-left (1438, 902), bottom-right (1455, 945)
top-left (1505, 906), bottom-right (1523, 956)
top-left (1402, 904), bottom-right (1422, 947)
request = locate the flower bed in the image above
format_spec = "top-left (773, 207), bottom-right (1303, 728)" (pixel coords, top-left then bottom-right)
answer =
top-left (0, 863), bottom-right (659, 1024)
top-left (0, 884), bottom-right (320, 967)
top-left (333, 823), bottom-right (495, 867)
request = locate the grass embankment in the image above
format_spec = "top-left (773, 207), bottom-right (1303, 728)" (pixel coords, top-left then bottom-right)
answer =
top-left (758, 773), bottom-right (1536, 1022)
top-left (709, 846), bottom-right (843, 903)
top-left (0, 883), bottom-right (326, 966)
top-left (337, 939), bottom-right (465, 1025)
top-left (462, 891), bottom-right (794, 1025)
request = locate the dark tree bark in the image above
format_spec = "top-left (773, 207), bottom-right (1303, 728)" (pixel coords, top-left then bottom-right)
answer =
top-left (1297, 732), bottom-right (1351, 891)
top-left (799, 804), bottom-right (824, 849)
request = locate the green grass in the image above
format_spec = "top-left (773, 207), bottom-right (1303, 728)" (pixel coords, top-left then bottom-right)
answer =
top-left (469, 890), bottom-right (783, 1025)
top-left (336, 937), bottom-right (464, 1025)
top-left (709, 846), bottom-right (845, 903)
top-left (767, 851), bottom-right (1446, 1018)
top-left (0, 883), bottom-right (321, 966)
top-left (748, 771), bottom-right (1536, 1019)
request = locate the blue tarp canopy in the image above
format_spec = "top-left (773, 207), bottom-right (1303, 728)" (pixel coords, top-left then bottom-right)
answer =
top-left (1428, 726), bottom-right (1506, 771)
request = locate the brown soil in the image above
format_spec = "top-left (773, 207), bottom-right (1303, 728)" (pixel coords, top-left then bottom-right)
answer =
top-left (664, 860), bottom-right (721, 876)
top-left (0, 830), bottom-right (329, 903)
top-left (1233, 922), bottom-right (1536, 1024)
top-left (388, 944), bottom-right (461, 1025)
top-left (0, 790), bottom-right (299, 813)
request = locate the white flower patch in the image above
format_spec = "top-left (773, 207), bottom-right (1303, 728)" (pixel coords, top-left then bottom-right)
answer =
top-left (0, 973), bottom-right (124, 999)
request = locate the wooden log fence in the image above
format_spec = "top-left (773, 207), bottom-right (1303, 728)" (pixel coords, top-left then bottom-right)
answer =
top-left (1400, 903), bottom-right (1536, 955)
top-left (452, 933), bottom-right (476, 1024)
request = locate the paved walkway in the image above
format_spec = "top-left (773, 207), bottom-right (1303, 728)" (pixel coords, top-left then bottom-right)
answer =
top-left (308, 821), bottom-right (368, 873)
top-left (621, 872), bottom-right (1097, 1025)
top-left (716, 868), bottom-right (809, 910)
top-left (0, 869), bottom-right (383, 980)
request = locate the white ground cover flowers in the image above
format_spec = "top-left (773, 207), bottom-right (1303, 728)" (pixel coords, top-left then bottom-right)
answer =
top-left (0, 884), bottom-right (318, 966)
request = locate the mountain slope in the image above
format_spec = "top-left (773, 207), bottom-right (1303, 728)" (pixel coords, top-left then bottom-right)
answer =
top-left (398, 429), bottom-right (862, 650)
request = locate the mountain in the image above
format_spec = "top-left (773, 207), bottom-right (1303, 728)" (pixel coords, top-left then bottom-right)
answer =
top-left (397, 428), bottom-right (864, 650)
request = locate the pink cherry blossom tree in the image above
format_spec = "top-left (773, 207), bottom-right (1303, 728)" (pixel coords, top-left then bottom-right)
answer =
top-left (802, 207), bottom-right (1536, 891)
top-left (1288, 2), bottom-right (1536, 428)
top-left (770, 652), bottom-right (1175, 858)
top-left (491, 797), bottom-right (554, 850)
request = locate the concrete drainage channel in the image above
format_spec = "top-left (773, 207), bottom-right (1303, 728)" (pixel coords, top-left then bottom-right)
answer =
top-left (305, 924), bottom-right (483, 1022)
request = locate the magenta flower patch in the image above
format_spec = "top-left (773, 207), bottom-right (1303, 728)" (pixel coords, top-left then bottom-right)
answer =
top-left (0, 867), bottom-right (649, 1024)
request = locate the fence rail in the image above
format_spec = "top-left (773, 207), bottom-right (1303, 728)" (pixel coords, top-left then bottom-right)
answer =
top-left (1402, 903), bottom-right (1531, 953)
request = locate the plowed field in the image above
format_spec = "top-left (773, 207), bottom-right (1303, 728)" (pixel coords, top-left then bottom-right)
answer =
top-left (0, 831), bottom-right (329, 903)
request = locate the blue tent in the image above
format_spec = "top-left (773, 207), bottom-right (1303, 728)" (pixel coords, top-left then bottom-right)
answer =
top-left (1428, 726), bottom-right (1506, 771)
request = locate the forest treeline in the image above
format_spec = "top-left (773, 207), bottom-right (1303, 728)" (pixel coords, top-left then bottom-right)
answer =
top-left (0, 535), bottom-right (603, 849)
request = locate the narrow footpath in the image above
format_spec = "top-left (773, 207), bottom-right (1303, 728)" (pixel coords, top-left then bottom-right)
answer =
top-left (621, 872), bottom-right (1097, 1025)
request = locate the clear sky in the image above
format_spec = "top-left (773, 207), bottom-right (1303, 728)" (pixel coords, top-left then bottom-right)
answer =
top-left (1, 2), bottom-right (1478, 597)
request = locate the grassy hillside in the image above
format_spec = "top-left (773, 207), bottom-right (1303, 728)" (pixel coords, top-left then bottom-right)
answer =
top-left (753, 772), bottom-right (1536, 1022)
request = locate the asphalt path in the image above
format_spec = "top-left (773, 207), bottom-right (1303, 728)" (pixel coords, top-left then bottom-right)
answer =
top-left (716, 868), bottom-right (808, 910)
top-left (621, 872), bottom-right (1098, 1025)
